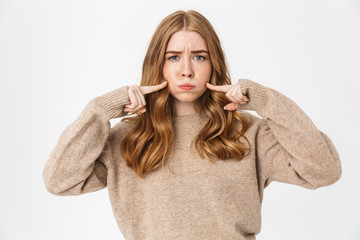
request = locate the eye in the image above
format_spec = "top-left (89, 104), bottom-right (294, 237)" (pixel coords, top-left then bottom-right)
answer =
top-left (194, 55), bottom-right (206, 60)
top-left (168, 55), bottom-right (179, 60)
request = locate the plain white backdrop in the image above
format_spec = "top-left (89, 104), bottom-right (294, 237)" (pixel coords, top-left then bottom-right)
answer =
top-left (0, 0), bottom-right (359, 239)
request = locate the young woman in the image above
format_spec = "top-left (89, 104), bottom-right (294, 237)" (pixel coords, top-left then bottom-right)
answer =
top-left (43, 10), bottom-right (342, 239)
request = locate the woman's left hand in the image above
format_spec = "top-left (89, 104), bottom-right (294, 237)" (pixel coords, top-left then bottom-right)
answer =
top-left (206, 81), bottom-right (249, 111)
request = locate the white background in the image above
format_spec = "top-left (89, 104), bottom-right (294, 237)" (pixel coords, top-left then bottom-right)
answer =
top-left (0, 0), bottom-right (359, 239)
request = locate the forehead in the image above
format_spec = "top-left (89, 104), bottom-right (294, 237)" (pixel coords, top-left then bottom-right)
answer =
top-left (166, 30), bottom-right (208, 50)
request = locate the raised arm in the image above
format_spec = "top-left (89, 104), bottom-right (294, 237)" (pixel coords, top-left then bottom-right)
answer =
top-left (43, 81), bottom-right (168, 196)
top-left (207, 79), bottom-right (342, 190)
top-left (43, 86), bottom-right (130, 196)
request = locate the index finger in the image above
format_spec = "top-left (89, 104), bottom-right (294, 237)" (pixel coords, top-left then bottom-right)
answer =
top-left (140, 81), bottom-right (168, 95)
top-left (206, 83), bottom-right (232, 93)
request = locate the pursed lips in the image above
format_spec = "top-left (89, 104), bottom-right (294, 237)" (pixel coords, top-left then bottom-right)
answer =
top-left (179, 83), bottom-right (195, 90)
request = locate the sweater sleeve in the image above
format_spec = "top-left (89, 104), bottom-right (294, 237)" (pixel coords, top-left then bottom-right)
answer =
top-left (43, 86), bottom-right (130, 196)
top-left (237, 79), bottom-right (342, 190)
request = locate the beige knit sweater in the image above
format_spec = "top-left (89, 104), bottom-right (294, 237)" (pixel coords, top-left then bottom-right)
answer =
top-left (43, 79), bottom-right (341, 240)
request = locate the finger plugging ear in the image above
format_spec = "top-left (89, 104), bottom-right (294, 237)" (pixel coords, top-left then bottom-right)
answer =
top-left (205, 82), bottom-right (232, 93)
top-left (141, 81), bottom-right (168, 95)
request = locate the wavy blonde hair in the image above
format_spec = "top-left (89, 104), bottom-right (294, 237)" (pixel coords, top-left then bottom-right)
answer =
top-left (120, 10), bottom-right (251, 178)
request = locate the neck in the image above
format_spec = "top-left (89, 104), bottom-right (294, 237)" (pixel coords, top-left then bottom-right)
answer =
top-left (172, 98), bottom-right (199, 116)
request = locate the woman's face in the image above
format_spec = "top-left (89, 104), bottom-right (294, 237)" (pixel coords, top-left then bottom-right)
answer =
top-left (162, 30), bottom-right (212, 105)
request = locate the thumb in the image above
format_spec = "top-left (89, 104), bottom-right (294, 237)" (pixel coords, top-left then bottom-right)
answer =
top-left (224, 102), bottom-right (238, 111)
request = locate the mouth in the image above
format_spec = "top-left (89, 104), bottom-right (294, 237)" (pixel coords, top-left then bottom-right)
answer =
top-left (179, 83), bottom-right (195, 91)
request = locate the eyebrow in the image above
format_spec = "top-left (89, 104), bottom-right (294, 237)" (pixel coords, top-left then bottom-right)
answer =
top-left (165, 50), bottom-right (209, 54)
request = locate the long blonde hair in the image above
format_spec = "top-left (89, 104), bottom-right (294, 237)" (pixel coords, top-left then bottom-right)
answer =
top-left (120, 10), bottom-right (251, 178)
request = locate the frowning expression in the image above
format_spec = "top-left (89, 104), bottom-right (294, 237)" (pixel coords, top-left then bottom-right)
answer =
top-left (162, 30), bottom-right (212, 104)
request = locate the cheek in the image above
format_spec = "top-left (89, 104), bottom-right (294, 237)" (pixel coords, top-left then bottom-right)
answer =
top-left (198, 85), bottom-right (207, 96)
top-left (163, 65), bottom-right (178, 92)
top-left (162, 65), bottom-right (169, 80)
top-left (199, 64), bottom-right (212, 84)
top-left (163, 65), bottom-right (176, 82)
top-left (205, 64), bottom-right (212, 79)
top-left (168, 82), bottom-right (177, 96)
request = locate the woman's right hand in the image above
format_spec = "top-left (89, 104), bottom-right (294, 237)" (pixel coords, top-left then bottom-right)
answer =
top-left (124, 81), bottom-right (168, 115)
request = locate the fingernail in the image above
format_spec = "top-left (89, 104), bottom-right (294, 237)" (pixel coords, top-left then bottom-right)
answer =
top-left (240, 101), bottom-right (247, 105)
top-left (127, 112), bottom-right (133, 115)
top-left (243, 98), bottom-right (249, 102)
top-left (142, 108), bottom-right (147, 113)
top-left (223, 106), bottom-right (227, 110)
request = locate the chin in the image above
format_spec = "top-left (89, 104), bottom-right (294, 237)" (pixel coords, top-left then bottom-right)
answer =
top-left (172, 90), bottom-right (206, 101)
top-left (171, 93), bottom-right (201, 103)
top-left (175, 96), bottom-right (198, 103)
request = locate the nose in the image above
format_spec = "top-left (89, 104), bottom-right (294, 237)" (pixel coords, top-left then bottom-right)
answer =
top-left (181, 58), bottom-right (193, 78)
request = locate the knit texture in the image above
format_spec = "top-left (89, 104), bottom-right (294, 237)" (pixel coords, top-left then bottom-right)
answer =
top-left (43, 79), bottom-right (342, 240)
